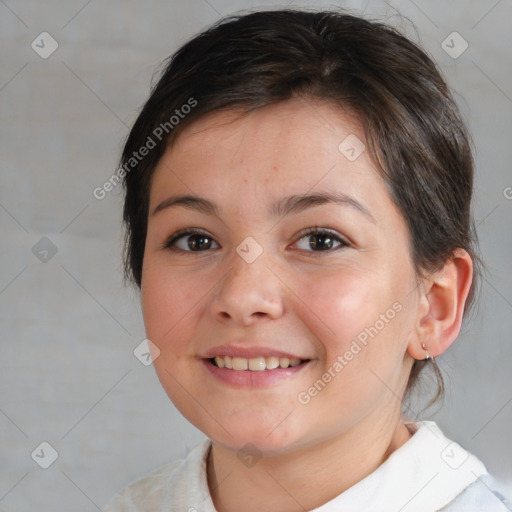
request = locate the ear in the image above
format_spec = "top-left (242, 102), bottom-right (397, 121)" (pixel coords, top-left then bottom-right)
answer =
top-left (407, 249), bottom-right (473, 360)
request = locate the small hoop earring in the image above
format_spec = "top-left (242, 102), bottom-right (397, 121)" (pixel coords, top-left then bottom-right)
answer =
top-left (421, 342), bottom-right (430, 360)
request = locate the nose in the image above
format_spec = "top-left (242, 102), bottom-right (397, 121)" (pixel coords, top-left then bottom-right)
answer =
top-left (209, 247), bottom-right (284, 326)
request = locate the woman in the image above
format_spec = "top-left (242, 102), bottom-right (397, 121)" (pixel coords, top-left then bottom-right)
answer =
top-left (104, 8), bottom-right (508, 511)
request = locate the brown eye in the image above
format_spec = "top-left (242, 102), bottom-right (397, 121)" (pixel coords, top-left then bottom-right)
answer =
top-left (295, 227), bottom-right (348, 253)
top-left (163, 229), bottom-right (220, 252)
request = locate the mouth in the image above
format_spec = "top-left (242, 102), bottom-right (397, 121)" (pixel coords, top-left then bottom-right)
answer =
top-left (209, 355), bottom-right (310, 371)
top-left (201, 344), bottom-right (314, 387)
top-left (203, 354), bottom-right (313, 387)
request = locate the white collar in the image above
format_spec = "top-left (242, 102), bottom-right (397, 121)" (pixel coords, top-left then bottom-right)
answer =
top-left (166, 421), bottom-right (487, 512)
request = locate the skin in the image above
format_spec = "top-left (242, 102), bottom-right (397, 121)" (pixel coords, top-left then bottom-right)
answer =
top-left (141, 98), bottom-right (473, 511)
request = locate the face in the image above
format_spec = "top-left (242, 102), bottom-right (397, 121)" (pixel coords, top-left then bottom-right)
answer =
top-left (141, 98), bottom-right (421, 455)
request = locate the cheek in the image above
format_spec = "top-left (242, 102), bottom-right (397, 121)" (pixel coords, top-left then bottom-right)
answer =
top-left (140, 265), bottom-right (206, 412)
top-left (140, 262), bottom-right (202, 347)
top-left (298, 265), bottom-right (411, 402)
top-left (298, 268), bottom-right (390, 349)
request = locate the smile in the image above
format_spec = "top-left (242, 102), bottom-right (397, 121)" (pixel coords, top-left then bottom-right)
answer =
top-left (204, 356), bottom-right (313, 387)
top-left (211, 355), bottom-right (306, 371)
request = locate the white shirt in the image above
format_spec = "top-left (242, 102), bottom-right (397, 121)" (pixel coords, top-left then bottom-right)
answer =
top-left (103, 421), bottom-right (510, 511)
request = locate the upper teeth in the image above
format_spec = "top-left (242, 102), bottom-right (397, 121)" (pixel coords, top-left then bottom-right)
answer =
top-left (214, 356), bottom-right (302, 371)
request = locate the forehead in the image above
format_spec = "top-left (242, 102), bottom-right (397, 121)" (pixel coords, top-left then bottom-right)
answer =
top-left (169, 98), bottom-right (366, 166)
top-left (149, 98), bottom-right (398, 224)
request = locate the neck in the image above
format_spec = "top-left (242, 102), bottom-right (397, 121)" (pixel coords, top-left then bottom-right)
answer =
top-left (207, 413), bottom-right (413, 512)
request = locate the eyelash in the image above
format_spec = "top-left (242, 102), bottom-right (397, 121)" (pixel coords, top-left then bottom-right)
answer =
top-left (161, 226), bottom-right (349, 254)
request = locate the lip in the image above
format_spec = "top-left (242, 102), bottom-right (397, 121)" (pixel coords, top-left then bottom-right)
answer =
top-left (202, 358), bottom-right (313, 388)
top-left (201, 344), bottom-right (309, 360)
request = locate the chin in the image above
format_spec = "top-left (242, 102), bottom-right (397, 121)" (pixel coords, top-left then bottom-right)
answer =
top-left (193, 415), bottom-right (308, 456)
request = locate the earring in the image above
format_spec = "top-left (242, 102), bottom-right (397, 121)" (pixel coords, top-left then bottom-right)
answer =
top-left (421, 342), bottom-right (430, 360)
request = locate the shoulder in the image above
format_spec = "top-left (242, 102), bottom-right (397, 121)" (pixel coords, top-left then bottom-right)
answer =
top-left (439, 474), bottom-right (512, 512)
top-left (102, 438), bottom-right (212, 512)
top-left (403, 421), bottom-right (510, 512)
top-left (102, 459), bottom-right (183, 512)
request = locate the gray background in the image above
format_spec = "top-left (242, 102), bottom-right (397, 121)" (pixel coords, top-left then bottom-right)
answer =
top-left (1, 0), bottom-right (511, 510)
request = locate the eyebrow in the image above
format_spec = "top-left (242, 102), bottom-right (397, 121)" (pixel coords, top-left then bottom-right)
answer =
top-left (151, 191), bottom-right (376, 224)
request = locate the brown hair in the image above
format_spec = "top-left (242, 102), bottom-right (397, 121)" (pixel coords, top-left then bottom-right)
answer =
top-left (119, 8), bottom-right (481, 406)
